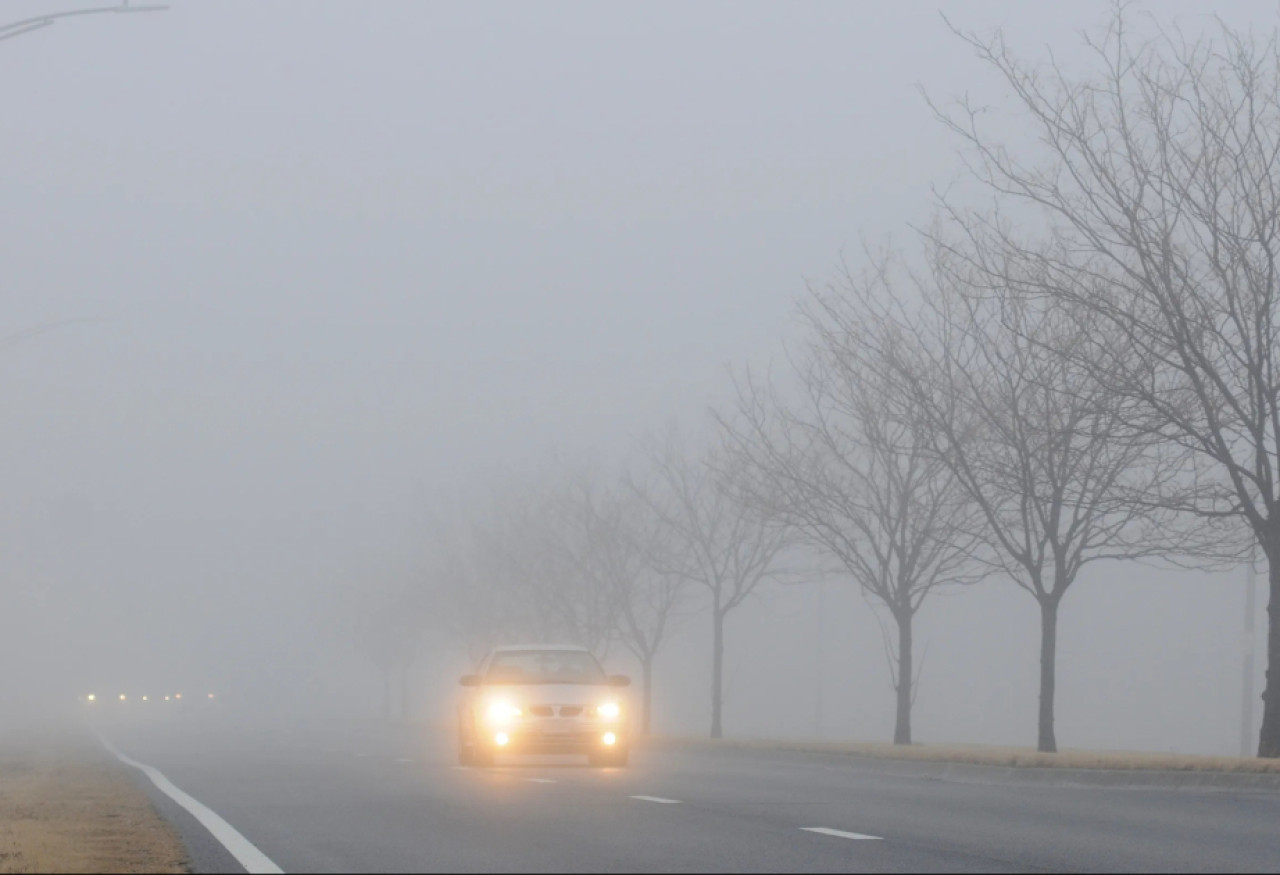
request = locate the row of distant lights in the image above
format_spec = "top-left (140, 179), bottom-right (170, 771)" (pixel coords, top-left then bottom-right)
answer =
top-left (84, 693), bottom-right (215, 702)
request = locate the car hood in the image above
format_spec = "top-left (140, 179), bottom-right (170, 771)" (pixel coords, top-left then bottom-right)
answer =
top-left (483, 684), bottom-right (614, 706)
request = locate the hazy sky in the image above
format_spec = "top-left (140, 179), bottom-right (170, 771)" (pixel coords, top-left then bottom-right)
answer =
top-left (2, 0), bottom-right (1274, 753)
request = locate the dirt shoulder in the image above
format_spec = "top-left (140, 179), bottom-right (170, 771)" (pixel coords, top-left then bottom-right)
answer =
top-left (648, 735), bottom-right (1280, 773)
top-left (0, 722), bottom-right (188, 874)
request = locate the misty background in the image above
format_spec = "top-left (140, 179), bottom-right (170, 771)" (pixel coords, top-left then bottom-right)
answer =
top-left (0, 0), bottom-right (1268, 756)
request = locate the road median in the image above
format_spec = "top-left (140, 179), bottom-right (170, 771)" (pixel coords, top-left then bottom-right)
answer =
top-left (644, 734), bottom-right (1280, 791)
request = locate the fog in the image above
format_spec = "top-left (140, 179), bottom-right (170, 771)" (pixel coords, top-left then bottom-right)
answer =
top-left (0, 0), bottom-right (1270, 757)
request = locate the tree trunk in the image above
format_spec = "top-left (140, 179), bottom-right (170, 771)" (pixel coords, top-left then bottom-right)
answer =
top-left (1259, 543), bottom-right (1280, 757)
top-left (399, 662), bottom-right (411, 721)
top-left (642, 655), bottom-right (654, 736)
top-left (711, 609), bottom-right (725, 739)
top-left (1038, 598), bottom-right (1059, 753)
top-left (894, 610), bottom-right (913, 746)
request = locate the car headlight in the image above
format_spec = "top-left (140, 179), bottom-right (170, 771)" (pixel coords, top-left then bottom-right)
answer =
top-left (596, 702), bottom-right (621, 720)
top-left (485, 701), bottom-right (523, 725)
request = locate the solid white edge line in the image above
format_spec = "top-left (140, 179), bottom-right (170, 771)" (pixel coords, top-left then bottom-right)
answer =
top-left (525, 777), bottom-right (556, 783)
top-left (629, 795), bottom-right (681, 804)
top-left (801, 827), bottom-right (883, 841)
top-left (95, 730), bottom-right (284, 874)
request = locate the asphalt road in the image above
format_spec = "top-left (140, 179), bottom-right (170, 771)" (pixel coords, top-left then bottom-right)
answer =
top-left (93, 717), bottom-right (1280, 873)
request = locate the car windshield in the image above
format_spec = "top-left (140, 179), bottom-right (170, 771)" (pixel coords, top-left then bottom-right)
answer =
top-left (485, 650), bottom-right (607, 685)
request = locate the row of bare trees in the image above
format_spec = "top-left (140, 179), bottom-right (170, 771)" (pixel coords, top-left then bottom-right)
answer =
top-left (729, 8), bottom-right (1279, 756)
top-left (721, 245), bottom-right (1197, 752)
top-left (730, 8), bottom-right (1280, 756)
top-left (416, 444), bottom-right (792, 739)
top-left (345, 8), bottom-right (1280, 757)
top-left (923, 9), bottom-right (1280, 758)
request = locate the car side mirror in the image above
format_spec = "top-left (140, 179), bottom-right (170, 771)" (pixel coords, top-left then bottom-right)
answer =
top-left (459, 674), bottom-right (481, 687)
top-left (608, 674), bottom-right (631, 687)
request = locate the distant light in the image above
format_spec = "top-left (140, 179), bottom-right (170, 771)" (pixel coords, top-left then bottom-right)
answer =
top-left (494, 732), bottom-right (510, 746)
top-left (207, 693), bottom-right (215, 699)
top-left (87, 693), bottom-right (96, 702)
top-left (174, 693), bottom-right (182, 700)
top-left (602, 732), bottom-right (617, 746)
top-left (119, 694), bottom-right (126, 702)
top-left (142, 696), bottom-right (148, 702)
top-left (164, 695), bottom-right (170, 701)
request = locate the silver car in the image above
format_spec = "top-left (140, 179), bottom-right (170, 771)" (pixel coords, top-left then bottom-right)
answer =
top-left (457, 644), bottom-right (631, 767)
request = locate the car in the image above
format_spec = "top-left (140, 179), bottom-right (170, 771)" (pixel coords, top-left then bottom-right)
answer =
top-left (456, 644), bottom-right (631, 767)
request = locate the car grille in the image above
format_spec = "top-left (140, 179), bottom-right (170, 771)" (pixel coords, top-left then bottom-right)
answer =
top-left (526, 705), bottom-right (584, 717)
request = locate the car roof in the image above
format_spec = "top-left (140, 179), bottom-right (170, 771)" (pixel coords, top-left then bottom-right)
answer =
top-left (488, 644), bottom-right (591, 653)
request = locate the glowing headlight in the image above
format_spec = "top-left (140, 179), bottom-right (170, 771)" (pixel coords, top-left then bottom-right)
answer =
top-left (486, 701), bottom-right (523, 724)
top-left (597, 702), bottom-right (621, 720)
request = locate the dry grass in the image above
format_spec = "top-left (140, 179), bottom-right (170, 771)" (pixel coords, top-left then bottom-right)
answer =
top-left (651, 735), bottom-right (1280, 773)
top-left (0, 724), bottom-right (188, 874)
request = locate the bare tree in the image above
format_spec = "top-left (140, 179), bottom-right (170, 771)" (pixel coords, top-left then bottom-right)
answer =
top-left (463, 476), bottom-right (619, 655)
top-left (440, 470), bottom-right (619, 654)
top-left (422, 510), bottom-right (531, 668)
top-left (932, 10), bottom-right (1280, 754)
top-left (435, 529), bottom-right (510, 665)
top-left (719, 284), bottom-right (983, 744)
top-left (855, 244), bottom-right (1171, 753)
top-left (575, 479), bottom-right (688, 735)
top-left (637, 429), bottom-right (792, 739)
top-left (341, 574), bottom-right (428, 719)
top-left (438, 466), bottom-right (684, 734)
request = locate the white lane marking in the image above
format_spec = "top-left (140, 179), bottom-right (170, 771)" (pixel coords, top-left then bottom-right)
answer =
top-left (525, 777), bottom-right (556, 783)
top-left (95, 731), bottom-right (284, 874)
top-left (354, 752), bottom-right (371, 758)
top-left (451, 765), bottom-right (470, 770)
top-left (629, 795), bottom-right (681, 804)
top-left (801, 827), bottom-right (883, 841)
top-left (396, 758), bottom-right (414, 763)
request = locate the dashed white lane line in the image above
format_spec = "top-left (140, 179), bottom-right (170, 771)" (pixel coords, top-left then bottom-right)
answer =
top-left (355, 752), bottom-right (372, 758)
top-left (95, 731), bottom-right (284, 874)
top-left (629, 795), bottom-right (681, 804)
top-left (451, 765), bottom-right (470, 770)
top-left (801, 827), bottom-right (883, 841)
top-left (396, 758), bottom-right (414, 763)
top-left (525, 777), bottom-right (556, 783)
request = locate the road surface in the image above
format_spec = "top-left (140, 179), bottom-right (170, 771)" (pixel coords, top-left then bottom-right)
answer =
top-left (94, 717), bottom-right (1280, 873)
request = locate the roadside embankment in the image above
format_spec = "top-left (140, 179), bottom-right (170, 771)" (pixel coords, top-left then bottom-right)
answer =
top-left (0, 721), bottom-right (188, 874)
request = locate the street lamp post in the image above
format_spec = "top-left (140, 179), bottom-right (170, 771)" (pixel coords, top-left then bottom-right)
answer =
top-left (0, 2), bottom-right (167, 44)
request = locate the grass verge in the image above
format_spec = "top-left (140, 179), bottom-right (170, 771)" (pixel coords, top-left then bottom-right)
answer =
top-left (0, 723), bottom-right (188, 874)
top-left (647, 735), bottom-right (1280, 773)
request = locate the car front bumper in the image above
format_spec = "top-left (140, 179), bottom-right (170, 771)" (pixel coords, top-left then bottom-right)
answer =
top-left (480, 720), bottom-right (627, 753)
